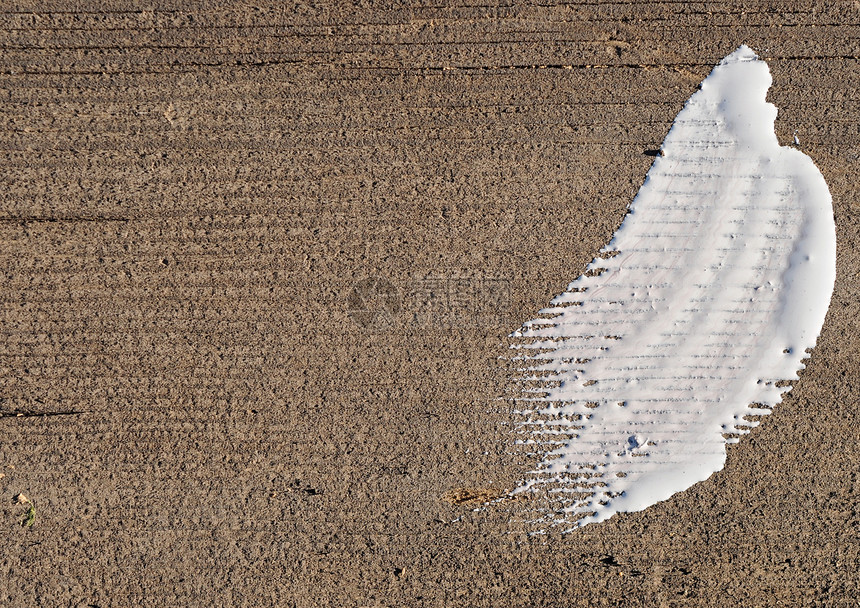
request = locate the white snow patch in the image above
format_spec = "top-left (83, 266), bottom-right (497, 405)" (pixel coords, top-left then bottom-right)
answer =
top-left (509, 45), bottom-right (836, 531)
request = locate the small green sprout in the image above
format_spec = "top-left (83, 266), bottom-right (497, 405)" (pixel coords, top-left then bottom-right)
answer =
top-left (15, 493), bottom-right (35, 528)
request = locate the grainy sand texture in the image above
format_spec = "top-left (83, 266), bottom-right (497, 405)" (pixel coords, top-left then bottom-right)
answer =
top-left (0, 2), bottom-right (858, 606)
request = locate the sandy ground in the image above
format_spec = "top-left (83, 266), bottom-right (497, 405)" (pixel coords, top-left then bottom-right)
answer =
top-left (0, 2), bottom-right (858, 606)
